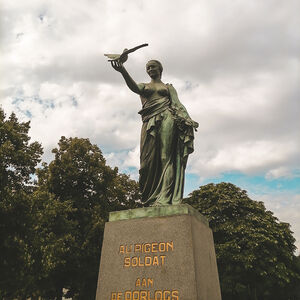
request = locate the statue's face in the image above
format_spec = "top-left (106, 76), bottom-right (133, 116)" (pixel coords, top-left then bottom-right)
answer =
top-left (146, 61), bottom-right (161, 79)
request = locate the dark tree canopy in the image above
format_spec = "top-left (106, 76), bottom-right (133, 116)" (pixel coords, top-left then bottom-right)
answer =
top-left (0, 109), bottom-right (42, 194)
top-left (35, 136), bottom-right (140, 299)
top-left (184, 182), bottom-right (300, 300)
top-left (0, 108), bottom-right (43, 299)
top-left (0, 107), bottom-right (140, 299)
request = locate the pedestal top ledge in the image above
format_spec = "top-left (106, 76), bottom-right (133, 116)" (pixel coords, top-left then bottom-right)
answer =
top-left (109, 204), bottom-right (209, 226)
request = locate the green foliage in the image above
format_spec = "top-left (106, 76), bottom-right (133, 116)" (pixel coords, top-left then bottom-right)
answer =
top-left (293, 256), bottom-right (300, 298)
top-left (0, 108), bottom-right (43, 298)
top-left (0, 109), bottom-right (42, 194)
top-left (28, 190), bottom-right (77, 299)
top-left (0, 107), bottom-right (140, 299)
top-left (36, 136), bottom-right (140, 299)
top-left (184, 182), bottom-right (300, 300)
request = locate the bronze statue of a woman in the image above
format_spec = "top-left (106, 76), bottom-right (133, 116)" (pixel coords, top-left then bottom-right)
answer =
top-left (110, 58), bottom-right (198, 206)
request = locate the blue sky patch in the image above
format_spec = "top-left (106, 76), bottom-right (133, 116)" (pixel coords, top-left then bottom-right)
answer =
top-left (184, 171), bottom-right (300, 198)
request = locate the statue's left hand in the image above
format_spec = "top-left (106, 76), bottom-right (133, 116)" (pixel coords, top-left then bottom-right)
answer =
top-left (185, 119), bottom-right (199, 130)
top-left (192, 121), bottom-right (199, 129)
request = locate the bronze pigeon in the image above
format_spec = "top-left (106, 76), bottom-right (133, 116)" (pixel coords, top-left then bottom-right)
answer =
top-left (104, 43), bottom-right (148, 63)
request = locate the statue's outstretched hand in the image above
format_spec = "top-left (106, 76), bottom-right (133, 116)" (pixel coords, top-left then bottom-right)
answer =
top-left (111, 60), bottom-right (124, 73)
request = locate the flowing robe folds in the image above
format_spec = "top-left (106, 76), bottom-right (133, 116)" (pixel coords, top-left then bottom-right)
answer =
top-left (138, 83), bottom-right (196, 206)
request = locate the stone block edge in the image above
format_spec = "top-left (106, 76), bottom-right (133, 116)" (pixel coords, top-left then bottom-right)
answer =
top-left (109, 204), bottom-right (209, 226)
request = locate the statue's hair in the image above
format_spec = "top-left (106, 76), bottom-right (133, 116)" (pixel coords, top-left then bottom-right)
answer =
top-left (146, 60), bottom-right (163, 74)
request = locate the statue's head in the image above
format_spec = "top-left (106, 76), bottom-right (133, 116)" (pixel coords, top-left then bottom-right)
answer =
top-left (146, 60), bottom-right (163, 79)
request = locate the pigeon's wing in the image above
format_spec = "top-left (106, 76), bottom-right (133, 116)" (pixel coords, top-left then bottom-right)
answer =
top-left (123, 43), bottom-right (148, 55)
top-left (119, 54), bottom-right (128, 63)
top-left (104, 54), bottom-right (120, 60)
top-left (104, 44), bottom-right (148, 62)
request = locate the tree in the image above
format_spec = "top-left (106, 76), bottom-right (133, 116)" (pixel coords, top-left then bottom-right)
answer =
top-left (0, 108), bottom-right (141, 299)
top-left (184, 182), bottom-right (300, 300)
top-left (29, 190), bottom-right (78, 300)
top-left (0, 108), bottom-right (42, 194)
top-left (0, 108), bottom-right (43, 299)
top-left (36, 136), bottom-right (140, 299)
top-left (292, 255), bottom-right (300, 298)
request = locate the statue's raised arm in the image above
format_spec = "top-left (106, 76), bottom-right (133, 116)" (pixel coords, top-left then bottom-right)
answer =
top-left (105, 46), bottom-right (198, 206)
top-left (110, 60), bottom-right (141, 95)
top-left (105, 43), bottom-right (148, 95)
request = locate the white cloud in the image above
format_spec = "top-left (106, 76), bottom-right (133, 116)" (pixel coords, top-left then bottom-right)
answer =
top-left (1, 0), bottom-right (299, 249)
top-left (266, 167), bottom-right (294, 180)
top-left (1, 0), bottom-right (299, 176)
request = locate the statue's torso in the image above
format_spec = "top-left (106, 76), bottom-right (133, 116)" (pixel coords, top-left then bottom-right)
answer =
top-left (140, 82), bottom-right (169, 105)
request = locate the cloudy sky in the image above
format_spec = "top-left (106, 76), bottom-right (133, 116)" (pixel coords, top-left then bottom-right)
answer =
top-left (1, 0), bottom-right (299, 251)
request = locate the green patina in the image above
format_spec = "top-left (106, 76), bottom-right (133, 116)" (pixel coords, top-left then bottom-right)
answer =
top-left (108, 54), bottom-right (198, 206)
top-left (109, 204), bottom-right (208, 226)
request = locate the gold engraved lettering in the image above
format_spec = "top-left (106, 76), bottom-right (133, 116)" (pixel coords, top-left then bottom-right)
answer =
top-left (126, 245), bottom-right (132, 253)
top-left (158, 242), bottom-right (166, 252)
top-left (117, 293), bottom-right (122, 300)
top-left (111, 292), bottom-right (117, 300)
top-left (163, 291), bottom-right (171, 300)
top-left (111, 292), bottom-right (123, 300)
top-left (120, 290), bottom-right (179, 300)
top-left (145, 256), bottom-right (151, 266)
top-left (124, 257), bottom-right (130, 267)
top-left (152, 256), bottom-right (159, 266)
top-left (132, 257), bottom-right (138, 267)
top-left (140, 290), bottom-right (147, 300)
top-left (135, 278), bottom-right (141, 287)
top-left (124, 256), bottom-right (167, 267)
top-left (147, 291), bottom-right (154, 300)
top-left (166, 241), bottom-right (174, 251)
top-left (144, 243), bottom-right (151, 253)
top-left (132, 291), bottom-right (139, 300)
top-left (172, 291), bottom-right (179, 300)
top-left (151, 242), bottom-right (158, 253)
top-left (135, 278), bottom-right (154, 288)
top-left (125, 291), bottom-right (131, 300)
top-left (148, 278), bottom-right (154, 287)
top-left (121, 242), bottom-right (174, 256)
top-left (155, 290), bottom-right (162, 300)
top-left (141, 278), bottom-right (146, 287)
top-left (138, 257), bottom-right (144, 266)
top-left (135, 244), bottom-right (142, 252)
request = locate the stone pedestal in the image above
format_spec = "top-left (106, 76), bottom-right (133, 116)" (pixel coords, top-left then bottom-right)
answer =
top-left (95, 204), bottom-right (221, 300)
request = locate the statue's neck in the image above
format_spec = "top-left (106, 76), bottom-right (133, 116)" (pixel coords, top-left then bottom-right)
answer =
top-left (151, 78), bottom-right (162, 84)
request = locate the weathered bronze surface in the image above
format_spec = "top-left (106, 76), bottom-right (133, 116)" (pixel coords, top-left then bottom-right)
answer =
top-left (108, 49), bottom-right (198, 206)
top-left (109, 204), bottom-right (208, 225)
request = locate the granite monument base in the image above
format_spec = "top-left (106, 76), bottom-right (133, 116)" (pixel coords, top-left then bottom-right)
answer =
top-left (95, 204), bottom-right (221, 300)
